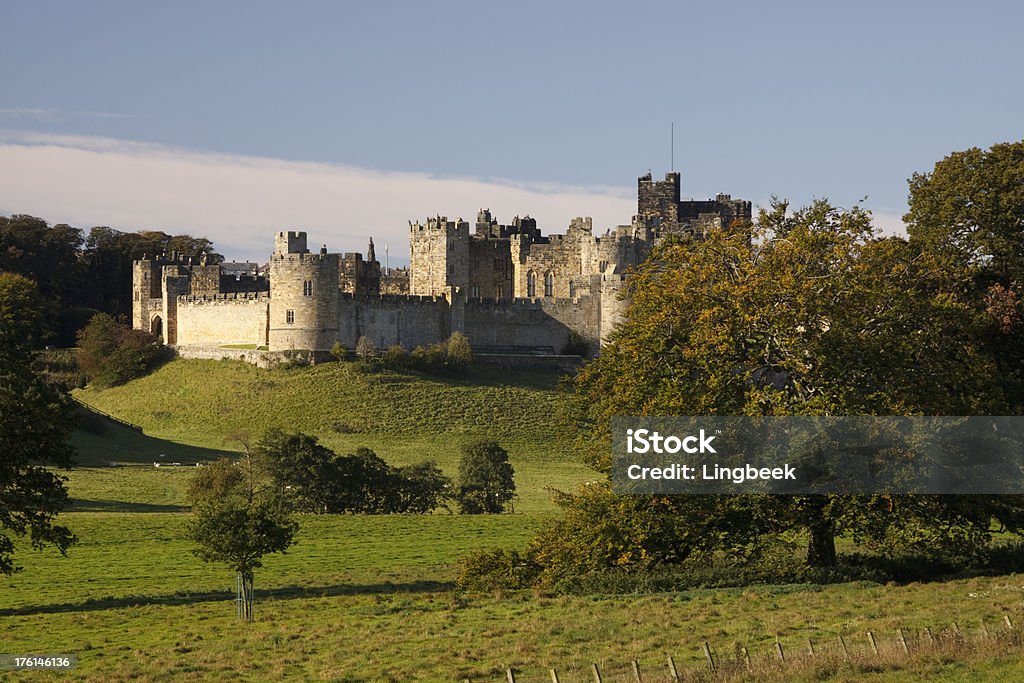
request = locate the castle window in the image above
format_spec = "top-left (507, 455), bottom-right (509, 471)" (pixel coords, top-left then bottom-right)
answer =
top-left (569, 281), bottom-right (576, 299)
top-left (286, 310), bottom-right (294, 324)
top-left (527, 271), bottom-right (536, 297)
top-left (471, 285), bottom-right (480, 298)
top-left (496, 285), bottom-right (504, 299)
top-left (544, 272), bottom-right (554, 297)
top-left (599, 260), bottom-right (608, 273)
top-left (303, 280), bottom-right (313, 296)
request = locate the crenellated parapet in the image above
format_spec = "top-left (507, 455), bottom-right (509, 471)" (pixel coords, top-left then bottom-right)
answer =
top-left (133, 167), bottom-right (748, 358)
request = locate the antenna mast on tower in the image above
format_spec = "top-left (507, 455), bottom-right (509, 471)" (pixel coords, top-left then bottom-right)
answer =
top-left (671, 121), bottom-right (675, 172)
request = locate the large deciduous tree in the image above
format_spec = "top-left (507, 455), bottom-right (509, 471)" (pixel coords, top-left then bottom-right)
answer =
top-left (905, 140), bottom-right (1024, 409)
top-left (905, 140), bottom-right (1024, 283)
top-left (569, 198), bottom-right (1013, 567)
top-left (0, 273), bottom-right (76, 575)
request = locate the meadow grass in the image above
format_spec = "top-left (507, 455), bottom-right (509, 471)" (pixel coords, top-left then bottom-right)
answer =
top-left (5, 358), bottom-right (1024, 680)
top-left (72, 359), bottom-right (592, 513)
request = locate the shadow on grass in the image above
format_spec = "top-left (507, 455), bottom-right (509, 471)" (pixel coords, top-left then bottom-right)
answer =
top-left (71, 405), bottom-right (235, 466)
top-left (67, 499), bottom-right (190, 513)
top-left (0, 580), bottom-right (454, 617)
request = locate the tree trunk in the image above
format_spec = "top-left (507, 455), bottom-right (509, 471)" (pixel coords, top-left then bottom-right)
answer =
top-left (241, 571), bottom-right (254, 621)
top-left (806, 518), bottom-right (837, 568)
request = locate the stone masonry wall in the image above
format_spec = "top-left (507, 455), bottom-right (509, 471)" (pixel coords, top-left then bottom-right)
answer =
top-left (336, 294), bottom-right (450, 350)
top-left (467, 238), bottom-right (513, 300)
top-left (175, 294), bottom-right (269, 346)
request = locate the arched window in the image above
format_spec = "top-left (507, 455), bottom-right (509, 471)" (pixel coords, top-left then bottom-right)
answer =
top-left (544, 271), bottom-right (554, 297)
top-left (527, 271), bottom-right (536, 297)
top-left (569, 281), bottom-right (576, 299)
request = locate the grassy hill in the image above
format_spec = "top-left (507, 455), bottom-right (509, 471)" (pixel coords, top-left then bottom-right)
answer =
top-left (71, 359), bottom-right (593, 513)
top-left (7, 358), bottom-right (1023, 680)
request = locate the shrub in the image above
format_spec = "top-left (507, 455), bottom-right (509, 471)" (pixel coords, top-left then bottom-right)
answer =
top-left (330, 341), bottom-right (348, 361)
top-left (456, 548), bottom-right (537, 591)
top-left (445, 331), bottom-right (473, 369)
top-left (355, 336), bottom-right (376, 359)
top-left (76, 313), bottom-right (166, 386)
top-left (455, 441), bottom-right (516, 514)
top-left (381, 344), bottom-right (408, 368)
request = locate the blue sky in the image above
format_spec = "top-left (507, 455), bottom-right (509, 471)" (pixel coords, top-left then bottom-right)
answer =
top-left (1, 1), bottom-right (1021, 262)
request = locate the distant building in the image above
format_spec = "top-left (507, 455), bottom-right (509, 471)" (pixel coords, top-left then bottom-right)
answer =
top-left (133, 170), bottom-right (750, 357)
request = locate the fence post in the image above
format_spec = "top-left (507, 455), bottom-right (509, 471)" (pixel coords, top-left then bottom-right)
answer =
top-left (838, 634), bottom-right (849, 658)
top-left (549, 669), bottom-right (560, 683)
top-left (981, 621), bottom-right (991, 638)
top-left (807, 639), bottom-right (815, 657)
top-left (1005, 615), bottom-right (1015, 630)
top-left (631, 659), bottom-right (643, 682)
top-left (925, 627), bottom-right (935, 646)
top-left (952, 622), bottom-right (963, 639)
top-left (666, 655), bottom-right (679, 681)
top-left (775, 641), bottom-right (786, 663)
top-left (702, 641), bottom-right (717, 672)
top-left (505, 667), bottom-right (516, 683)
top-left (741, 646), bottom-right (752, 668)
top-left (591, 663), bottom-right (603, 683)
top-left (867, 631), bottom-right (879, 656)
top-left (897, 628), bottom-right (909, 654)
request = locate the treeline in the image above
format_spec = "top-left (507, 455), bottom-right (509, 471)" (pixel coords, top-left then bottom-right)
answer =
top-left (0, 214), bottom-right (219, 345)
top-left (189, 430), bottom-right (516, 515)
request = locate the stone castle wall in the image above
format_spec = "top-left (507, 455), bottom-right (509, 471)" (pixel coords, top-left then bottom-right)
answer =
top-left (175, 293), bottom-right (269, 346)
top-left (133, 170), bottom-right (749, 360)
top-left (336, 294), bottom-right (450, 350)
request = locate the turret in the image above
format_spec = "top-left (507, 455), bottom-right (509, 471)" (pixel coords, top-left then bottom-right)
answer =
top-left (268, 231), bottom-right (340, 351)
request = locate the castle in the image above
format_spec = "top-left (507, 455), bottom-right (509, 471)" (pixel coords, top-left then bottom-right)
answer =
top-left (132, 172), bottom-right (750, 359)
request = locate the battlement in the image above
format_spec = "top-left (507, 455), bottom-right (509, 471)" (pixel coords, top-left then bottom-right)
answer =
top-left (409, 216), bottom-right (470, 234)
top-left (275, 230), bottom-right (308, 254)
top-left (270, 250), bottom-right (337, 263)
top-left (339, 292), bottom-right (448, 305)
top-left (178, 292), bottom-right (271, 304)
top-left (135, 166), bottom-right (745, 357)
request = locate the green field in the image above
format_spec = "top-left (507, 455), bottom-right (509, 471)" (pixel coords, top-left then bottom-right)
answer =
top-left (5, 358), bottom-right (1024, 681)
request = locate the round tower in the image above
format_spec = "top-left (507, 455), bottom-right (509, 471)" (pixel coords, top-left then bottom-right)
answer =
top-left (269, 231), bottom-right (340, 352)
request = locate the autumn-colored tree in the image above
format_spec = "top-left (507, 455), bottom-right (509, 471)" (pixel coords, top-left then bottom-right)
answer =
top-left (568, 199), bottom-right (1012, 567)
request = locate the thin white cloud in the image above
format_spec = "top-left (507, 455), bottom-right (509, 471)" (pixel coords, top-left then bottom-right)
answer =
top-left (0, 107), bottom-right (59, 122)
top-left (0, 130), bottom-right (637, 263)
top-left (0, 108), bottom-right (137, 123)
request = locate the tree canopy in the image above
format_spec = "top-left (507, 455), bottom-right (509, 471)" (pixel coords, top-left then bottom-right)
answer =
top-left (562, 195), bottom-right (1022, 568)
top-left (906, 140), bottom-right (1024, 284)
top-left (253, 429), bottom-right (451, 514)
top-left (0, 273), bottom-right (76, 575)
top-left (1, 214), bottom-right (221, 343)
top-left (456, 441), bottom-right (516, 514)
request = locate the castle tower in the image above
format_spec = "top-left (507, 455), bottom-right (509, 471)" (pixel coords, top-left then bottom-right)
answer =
top-left (638, 171), bottom-right (681, 232)
top-left (408, 216), bottom-right (470, 297)
top-left (268, 231), bottom-right (340, 351)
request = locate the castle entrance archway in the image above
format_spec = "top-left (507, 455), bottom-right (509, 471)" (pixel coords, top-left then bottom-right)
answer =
top-left (151, 315), bottom-right (163, 339)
